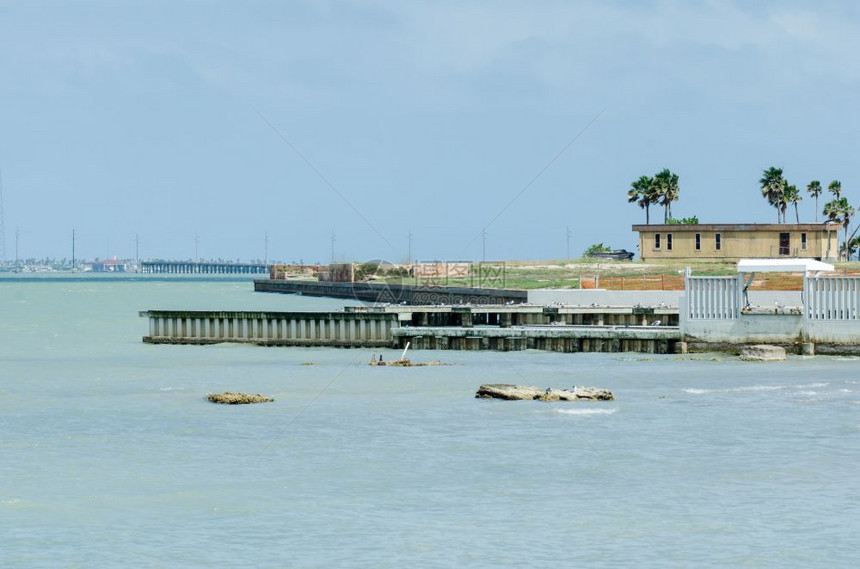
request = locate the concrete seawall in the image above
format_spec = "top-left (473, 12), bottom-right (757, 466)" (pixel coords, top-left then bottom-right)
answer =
top-left (140, 310), bottom-right (398, 347)
top-left (254, 279), bottom-right (528, 305)
top-left (139, 307), bottom-right (680, 353)
top-left (394, 325), bottom-right (680, 353)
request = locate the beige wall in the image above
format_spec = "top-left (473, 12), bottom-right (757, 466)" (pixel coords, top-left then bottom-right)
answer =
top-left (637, 229), bottom-right (835, 262)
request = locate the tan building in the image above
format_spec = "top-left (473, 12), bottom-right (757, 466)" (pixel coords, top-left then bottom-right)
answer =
top-left (633, 223), bottom-right (840, 262)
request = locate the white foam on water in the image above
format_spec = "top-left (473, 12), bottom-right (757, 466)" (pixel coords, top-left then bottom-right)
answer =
top-left (555, 408), bottom-right (617, 416)
top-left (684, 382), bottom-right (829, 395)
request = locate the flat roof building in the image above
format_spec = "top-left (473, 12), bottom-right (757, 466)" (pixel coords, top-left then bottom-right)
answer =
top-left (632, 223), bottom-right (841, 262)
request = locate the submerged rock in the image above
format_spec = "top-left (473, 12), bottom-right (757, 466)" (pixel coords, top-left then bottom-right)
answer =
top-left (475, 384), bottom-right (614, 401)
top-left (207, 392), bottom-right (275, 405)
top-left (739, 345), bottom-right (786, 362)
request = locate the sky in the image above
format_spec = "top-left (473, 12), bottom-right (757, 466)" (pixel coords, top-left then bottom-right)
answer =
top-left (1, 0), bottom-right (859, 264)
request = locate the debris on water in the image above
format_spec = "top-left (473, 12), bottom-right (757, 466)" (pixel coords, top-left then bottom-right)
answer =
top-left (207, 392), bottom-right (275, 405)
top-left (370, 352), bottom-right (441, 367)
top-left (370, 357), bottom-right (442, 367)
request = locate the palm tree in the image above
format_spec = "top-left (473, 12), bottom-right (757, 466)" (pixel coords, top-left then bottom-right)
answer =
top-left (806, 180), bottom-right (822, 221)
top-left (824, 197), bottom-right (855, 260)
top-left (849, 235), bottom-right (860, 262)
top-left (759, 167), bottom-right (786, 222)
top-left (828, 180), bottom-right (842, 199)
top-left (652, 168), bottom-right (680, 222)
top-left (842, 201), bottom-right (856, 260)
top-left (840, 236), bottom-right (860, 262)
top-left (784, 184), bottom-right (802, 223)
top-left (627, 175), bottom-right (654, 224)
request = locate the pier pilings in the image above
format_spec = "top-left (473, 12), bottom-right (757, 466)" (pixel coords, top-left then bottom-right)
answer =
top-left (139, 310), bottom-right (399, 347)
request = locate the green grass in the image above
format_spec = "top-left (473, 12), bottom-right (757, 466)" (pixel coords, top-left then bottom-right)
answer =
top-left (357, 259), bottom-right (860, 290)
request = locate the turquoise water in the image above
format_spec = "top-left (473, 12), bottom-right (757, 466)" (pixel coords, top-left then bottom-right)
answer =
top-left (1, 279), bottom-right (859, 568)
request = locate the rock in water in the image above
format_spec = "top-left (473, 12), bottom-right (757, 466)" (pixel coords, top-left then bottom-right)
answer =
top-left (207, 392), bottom-right (275, 404)
top-left (739, 345), bottom-right (786, 362)
top-left (475, 384), bottom-right (614, 401)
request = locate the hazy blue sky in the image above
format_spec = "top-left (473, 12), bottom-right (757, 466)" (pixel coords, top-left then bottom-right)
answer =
top-left (1, 0), bottom-right (858, 263)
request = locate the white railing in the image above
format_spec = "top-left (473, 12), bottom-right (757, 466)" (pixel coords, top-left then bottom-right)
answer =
top-left (685, 275), bottom-right (741, 320)
top-left (805, 276), bottom-right (860, 320)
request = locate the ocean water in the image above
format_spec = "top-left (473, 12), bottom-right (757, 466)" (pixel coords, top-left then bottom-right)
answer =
top-left (1, 277), bottom-right (859, 568)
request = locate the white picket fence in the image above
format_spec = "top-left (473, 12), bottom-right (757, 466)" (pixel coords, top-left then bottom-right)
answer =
top-left (685, 275), bottom-right (741, 320)
top-left (805, 276), bottom-right (860, 320)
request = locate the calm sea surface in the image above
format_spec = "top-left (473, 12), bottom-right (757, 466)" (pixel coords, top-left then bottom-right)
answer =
top-left (1, 277), bottom-right (859, 568)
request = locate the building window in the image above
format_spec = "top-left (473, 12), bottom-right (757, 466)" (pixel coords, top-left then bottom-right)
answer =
top-left (715, 233), bottom-right (722, 251)
top-left (654, 234), bottom-right (661, 250)
top-left (779, 232), bottom-right (790, 255)
top-left (667, 233), bottom-right (673, 251)
top-left (695, 233), bottom-right (701, 251)
top-left (801, 233), bottom-right (807, 250)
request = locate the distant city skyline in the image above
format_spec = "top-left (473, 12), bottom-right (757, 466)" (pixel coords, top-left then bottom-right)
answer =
top-left (1, 1), bottom-right (859, 262)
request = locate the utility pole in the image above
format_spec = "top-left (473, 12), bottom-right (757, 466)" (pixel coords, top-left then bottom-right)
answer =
top-left (15, 227), bottom-right (19, 272)
top-left (408, 230), bottom-right (413, 263)
top-left (566, 226), bottom-right (571, 259)
top-left (481, 228), bottom-right (487, 262)
top-left (194, 233), bottom-right (199, 263)
top-left (71, 229), bottom-right (76, 270)
top-left (330, 230), bottom-right (336, 264)
top-left (135, 233), bottom-right (140, 270)
top-left (0, 163), bottom-right (5, 266)
top-left (264, 231), bottom-right (269, 266)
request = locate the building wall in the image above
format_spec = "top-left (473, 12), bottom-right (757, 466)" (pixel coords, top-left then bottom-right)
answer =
top-left (634, 224), bottom-right (837, 262)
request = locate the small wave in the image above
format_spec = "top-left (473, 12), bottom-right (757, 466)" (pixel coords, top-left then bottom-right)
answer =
top-left (555, 408), bottom-right (617, 416)
top-left (159, 387), bottom-right (185, 392)
top-left (684, 385), bottom-right (783, 394)
top-left (789, 391), bottom-right (819, 396)
top-left (684, 382), bottom-right (829, 395)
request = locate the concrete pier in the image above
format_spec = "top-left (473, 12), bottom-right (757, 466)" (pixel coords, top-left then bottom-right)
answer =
top-left (393, 325), bottom-right (680, 353)
top-left (254, 279), bottom-right (528, 305)
top-left (351, 304), bottom-right (680, 328)
top-left (140, 310), bottom-right (398, 347)
top-left (141, 261), bottom-right (268, 275)
top-left (140, 306), bottom-right (679, 353)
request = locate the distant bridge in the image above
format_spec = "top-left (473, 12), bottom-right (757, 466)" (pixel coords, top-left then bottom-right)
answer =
top-left (139, 261), bottom-right (268, 274)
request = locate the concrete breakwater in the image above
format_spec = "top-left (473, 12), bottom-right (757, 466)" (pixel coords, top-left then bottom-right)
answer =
top-left (140, 305), bottom-right (680, 353)
top-left (393, 325), bottom-right (679, 353)
top-left (140, 310), bottom-right (398, 347)
top-left (254, 279), bottom-right (528, 305)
